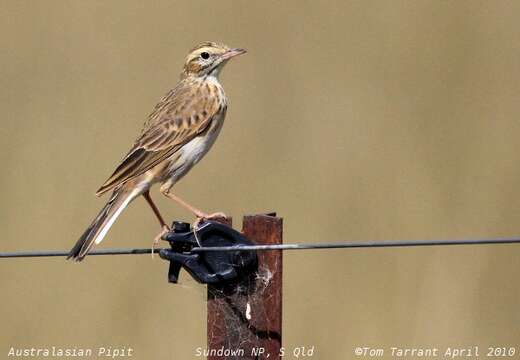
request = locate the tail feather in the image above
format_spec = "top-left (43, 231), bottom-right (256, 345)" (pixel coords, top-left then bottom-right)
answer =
top-left (68, 189), bottom-right (138, 261)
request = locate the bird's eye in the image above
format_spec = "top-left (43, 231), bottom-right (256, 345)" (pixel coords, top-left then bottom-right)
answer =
top-left (200, 52), bottom-right (210, 60)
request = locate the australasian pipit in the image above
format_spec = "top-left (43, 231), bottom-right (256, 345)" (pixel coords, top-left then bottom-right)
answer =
top-left (68, 42), bottom-right (246, 261)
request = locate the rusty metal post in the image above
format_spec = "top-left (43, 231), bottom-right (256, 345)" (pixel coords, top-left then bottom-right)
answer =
top-left (207, 213), bottom-right (283, 360)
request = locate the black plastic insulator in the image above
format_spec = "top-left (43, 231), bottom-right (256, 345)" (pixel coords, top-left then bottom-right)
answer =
top-left (172, 221), bottom-right (190, 233)
top-left (159, 220), bottom-right (258, 286)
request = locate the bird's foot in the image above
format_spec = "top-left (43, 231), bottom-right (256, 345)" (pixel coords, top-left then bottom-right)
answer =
top-left (192, 211), bottom-right (227, 246)
top-left (152, 224), bottom-right (170, 258)
top-left (193, 211), bottom-right (227, 229)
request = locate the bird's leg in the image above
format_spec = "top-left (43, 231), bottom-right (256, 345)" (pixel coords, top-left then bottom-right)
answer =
top-left (160, 186), bottom-right (226, 222)
top-left (143, 190), bottom-right (170, 258)
top-left (159, 185), bottom-right (226, 245)
top-left (143, 190), bottom-right (168, 227)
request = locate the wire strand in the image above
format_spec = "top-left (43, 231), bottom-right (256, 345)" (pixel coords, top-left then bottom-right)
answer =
top-left (0, 248), bottom-right (154, 258)
top-left (1, 237), bottom-right (520, 258)
top-left (191, 237), bottom-right (520, 252)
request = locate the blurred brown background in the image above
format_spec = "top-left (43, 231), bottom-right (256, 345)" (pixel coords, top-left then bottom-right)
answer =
top-left (2, 1), bottom-right (520, 359)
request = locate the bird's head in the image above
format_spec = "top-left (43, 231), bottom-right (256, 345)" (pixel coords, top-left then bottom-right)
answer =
top-left (181, 41), bottom-right (246, 79)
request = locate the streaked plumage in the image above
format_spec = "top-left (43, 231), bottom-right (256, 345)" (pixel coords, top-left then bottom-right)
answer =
top-left (68, 42), bottom-right (245, 261)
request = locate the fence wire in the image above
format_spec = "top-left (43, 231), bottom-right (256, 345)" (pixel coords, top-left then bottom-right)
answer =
top-left (1, 237), bottom-right (520, 258)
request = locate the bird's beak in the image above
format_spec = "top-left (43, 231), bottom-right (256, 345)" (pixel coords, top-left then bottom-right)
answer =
top-left (221, 48), bottom-right (247, 61)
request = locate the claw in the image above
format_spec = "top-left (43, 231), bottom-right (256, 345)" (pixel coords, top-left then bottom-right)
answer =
top-left (152, 224), bottom-right (170, 258)
top-left (192, 212), bottom-right (227, 247)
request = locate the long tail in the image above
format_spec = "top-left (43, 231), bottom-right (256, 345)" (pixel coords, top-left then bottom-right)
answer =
top-left (68, 188), bottom-right (140, 261)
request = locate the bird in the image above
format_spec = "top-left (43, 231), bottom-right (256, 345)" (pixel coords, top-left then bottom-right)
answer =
top-left (68, 41), bottom-right (246, 261)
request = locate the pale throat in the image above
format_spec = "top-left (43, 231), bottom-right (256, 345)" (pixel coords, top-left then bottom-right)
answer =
top-left (208, 61), bottom-right (228, 78)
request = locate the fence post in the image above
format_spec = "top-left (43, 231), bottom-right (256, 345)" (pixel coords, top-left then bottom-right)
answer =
top-left (207, 213), bottom-right (283, 360)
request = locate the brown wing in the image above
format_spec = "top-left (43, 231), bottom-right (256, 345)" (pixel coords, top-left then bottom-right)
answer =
top-left (96, 80), bottom-right (222, 196)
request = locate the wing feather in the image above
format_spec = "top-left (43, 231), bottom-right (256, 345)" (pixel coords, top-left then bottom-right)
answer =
top-left (96, 80), bottom-right (221, 196)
